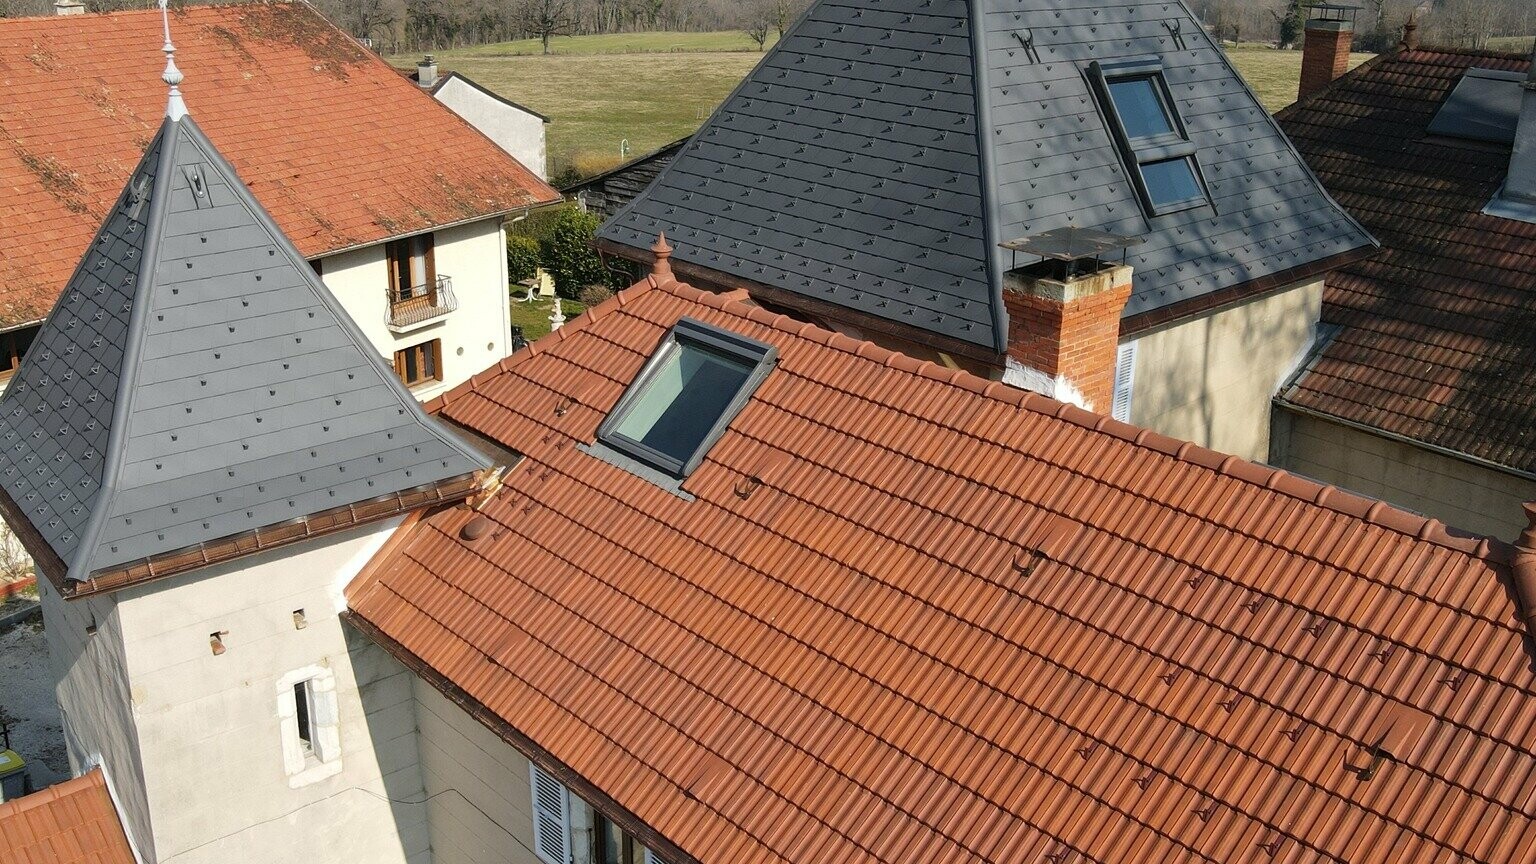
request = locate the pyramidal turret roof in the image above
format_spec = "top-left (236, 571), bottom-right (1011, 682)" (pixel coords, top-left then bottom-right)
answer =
top-left (0, 105), bottom-right (488, 591)
top-left (599, 0), bottom-right (1376, 353)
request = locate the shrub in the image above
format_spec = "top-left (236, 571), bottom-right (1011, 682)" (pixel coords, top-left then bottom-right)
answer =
top-left (540, 207), bottom-right (612, 299)
top-left (506, 234), bottom-right (540, 285)
top-left (578, 284), bottom-right (615, 307)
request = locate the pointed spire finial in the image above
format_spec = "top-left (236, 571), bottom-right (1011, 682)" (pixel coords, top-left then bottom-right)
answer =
top-left (159, 0), bottom-right (186, 120)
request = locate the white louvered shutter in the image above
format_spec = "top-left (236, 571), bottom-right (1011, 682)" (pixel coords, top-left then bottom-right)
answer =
top-left (644, 848), bottom-right (666, 864)
top-left (1111, 340), bottom-right (1138, 423)
top-left (530, 764), bottom-right (573, 864)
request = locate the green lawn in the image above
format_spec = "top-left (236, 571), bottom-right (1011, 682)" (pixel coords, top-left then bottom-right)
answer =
top-left (509, 295), bottom-right (587, 343)
top-left (1487, 36), bottom-right (1535, 53)
top-left (1224, 45), bottom-right (1374, 112)
top-left (404, 33), bottom-right (1373, 181)
top-left (439, 31), bottom-right (779, 57)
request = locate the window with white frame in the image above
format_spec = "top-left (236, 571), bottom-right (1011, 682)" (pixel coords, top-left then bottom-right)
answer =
top-left (1111, 340), bottom-right (1138, 423)
top-left (276, 665), bottom-right (341, 787)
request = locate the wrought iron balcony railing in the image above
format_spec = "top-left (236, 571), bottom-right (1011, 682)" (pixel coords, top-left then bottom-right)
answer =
top-left (387, 274), bottom-right (456, 330)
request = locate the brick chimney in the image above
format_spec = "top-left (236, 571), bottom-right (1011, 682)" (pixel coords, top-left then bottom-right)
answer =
top-left (1299, 5), bottom-right (1355, 101)
top-left (1001, 260), bottom-right (1132, 414)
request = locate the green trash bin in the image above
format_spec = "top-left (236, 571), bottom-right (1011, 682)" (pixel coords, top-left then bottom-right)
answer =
top-left (0, 749), bottom-right (30, 801)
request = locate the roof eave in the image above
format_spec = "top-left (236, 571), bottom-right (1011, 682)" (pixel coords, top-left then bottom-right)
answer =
top-left (1120, 242), bottom-right (1379, 337)
top-left (61, 472), bottom-right (483, 600)
top-left (595, 236), bottom-right (1004, 365)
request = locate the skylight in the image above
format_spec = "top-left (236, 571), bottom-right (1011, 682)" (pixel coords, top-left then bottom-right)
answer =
top-left (597, 318), bottom-right (776, 479)
top-left (1427, 68), bottom-right (1524, 144)
top-left (1089, 59), bottom-right (1212, 218)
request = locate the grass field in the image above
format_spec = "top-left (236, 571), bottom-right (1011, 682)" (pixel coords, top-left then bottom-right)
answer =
top-left (1487, 36), bottom-right (1536, 52)
top-left (401, 34), bottom-right (1372, 180)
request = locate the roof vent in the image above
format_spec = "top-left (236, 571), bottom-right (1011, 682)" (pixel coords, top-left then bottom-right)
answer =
top-left (1351, 702), bottom-right (1432, 780)
top-left (460, 514), bottom-right (493, 542)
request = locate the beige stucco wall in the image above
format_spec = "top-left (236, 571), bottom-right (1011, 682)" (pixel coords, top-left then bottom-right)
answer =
top-left (430, 77), bottom-right (548, 181)
top-left (42, 579), bottom-right (155, 862)
top-left (102, 518), bottom-right (431, 864)
top-left (1126, 277), bottom-right (1323, 462)
top-left (1274, 409), bottom-right (1536, 541)
top-left (413, 678), bottom-right (541, 864)
top-left (318, 217), bottom-right (512, 401)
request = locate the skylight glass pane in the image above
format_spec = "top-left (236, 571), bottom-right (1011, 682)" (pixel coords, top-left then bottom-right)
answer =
top-left (1140, 158), bottom-right (1203, 208)
top-left (611, 341), bottom-right (754, 465)
top-left (1107, 77), bottom-right (1175, 140)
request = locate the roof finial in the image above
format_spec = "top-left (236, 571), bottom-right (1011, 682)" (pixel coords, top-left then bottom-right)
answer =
top-left (159, 0), bottom-right (186, 121)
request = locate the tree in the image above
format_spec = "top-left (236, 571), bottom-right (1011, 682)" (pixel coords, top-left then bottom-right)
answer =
top-left (745, 20), bottom-right (770, 50)
top-left (514, 0), bottom-right (579, 54)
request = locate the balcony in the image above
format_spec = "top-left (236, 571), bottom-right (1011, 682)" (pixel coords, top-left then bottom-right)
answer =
top-left (387, 274), bottom-right (457, 332)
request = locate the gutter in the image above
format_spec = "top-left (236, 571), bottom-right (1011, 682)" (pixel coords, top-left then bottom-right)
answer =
top-left (1273, 398), bottom-right (1536, 483)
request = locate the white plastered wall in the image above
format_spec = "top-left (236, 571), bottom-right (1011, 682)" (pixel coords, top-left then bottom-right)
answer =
top-left (1274, 409), bottom-right (1536, 541)
top-left (413, 678), bottom-right (542, 864)
top-left (317, 217), bottom-right (512, 401)
top-left (1126, 276), bottom-right (1323, 463)
top-left (41, 578), bottom-right (157, 862)
top-left (103, 518), bottom-right (431, 864)
top-left (429, 78), bottom-right (549, 181)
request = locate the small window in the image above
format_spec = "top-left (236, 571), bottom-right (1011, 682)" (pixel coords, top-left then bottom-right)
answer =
top-left (1140, 158), bottom-right (1204, 209)
top-left (293, 681), bottom-right (315, 754)
top-left (0, 326), bottom-right (38, 382)
top-left (394, 339), bottom-right (443, 388)
top-left (597, 318), bottom-right (776, 478)
top-left (277, 666), bottom-right (341, 787)
top-left (1106, 77), bottom-right (1176, 140)
top-left (1090, 60), bottom-right (1210, 217)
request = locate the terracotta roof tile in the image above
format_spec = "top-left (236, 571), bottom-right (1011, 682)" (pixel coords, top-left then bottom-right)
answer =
top-left (0, 768), bottom-right (135, 864)
top-left (1276, 48), bottom-right (1536, 474)
top-left (349, 274), bottom-right (1534, 863)
top-left (0, 2), bottom-right (558, 329)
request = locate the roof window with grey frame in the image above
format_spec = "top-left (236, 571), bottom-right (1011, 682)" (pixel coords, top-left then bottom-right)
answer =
top-left (595, 318), bottom-right (776, 481)
top-left (1089, 58), bottom-right (1211, 217)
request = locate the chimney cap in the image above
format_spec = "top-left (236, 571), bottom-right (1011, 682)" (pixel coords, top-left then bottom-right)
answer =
top-left (1307, 3), bottom-right (1359, 24)
top-left (999, 226), bottom-right (1144, 262)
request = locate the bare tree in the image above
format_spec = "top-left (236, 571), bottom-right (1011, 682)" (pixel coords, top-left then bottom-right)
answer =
top-left (745, 20), bottom-right (770, 50)
top-left (515, 0), bottom-right (579, 54)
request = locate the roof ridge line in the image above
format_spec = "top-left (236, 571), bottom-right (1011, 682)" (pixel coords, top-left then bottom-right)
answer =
top-left (0, 768), bottom-right (100, 817)
top-left (72, 118), bottom-right (180, 585)
top-left (654, 279), bottom-right (1508, 565)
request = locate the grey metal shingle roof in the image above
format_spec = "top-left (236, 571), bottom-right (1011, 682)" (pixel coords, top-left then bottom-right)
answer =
top-left (0, 113), bottom-right (488, 583)
top-left (599, 0), bottom-right (1375, 352)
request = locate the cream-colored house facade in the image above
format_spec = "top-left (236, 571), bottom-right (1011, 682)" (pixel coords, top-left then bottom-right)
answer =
top-left (317, 217), bottom-right (515, 402)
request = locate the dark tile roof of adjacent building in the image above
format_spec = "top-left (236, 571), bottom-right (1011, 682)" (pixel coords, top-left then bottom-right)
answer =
top-left (0, 107), bottom-right (488, 594)
top-left (598, 0), bottom-right (1374, 354)
top-left (0, 2), bottom-right (559, 330)
top-left (347, 270), bottom-right (1536, 864)
top-left (0, 768), bottom-right (136, 864)
top-left (561, 137), bottom-right (689, 222)
top-left (1276, 48), bottom-right (1536, 476)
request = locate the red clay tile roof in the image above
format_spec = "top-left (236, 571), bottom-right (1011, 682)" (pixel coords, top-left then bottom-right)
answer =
top-left (1276, 48), bottom-right (1536, 475)
top-left (0, 2), bottom-right (558, 329)
top-left (348, 274), bottom-right (1536, 864)
top-left (0, 768), bottom-right (135, 864)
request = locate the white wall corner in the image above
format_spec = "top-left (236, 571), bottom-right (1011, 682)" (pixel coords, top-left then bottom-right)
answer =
top-left (328, 515), bottom-right (406, 614)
